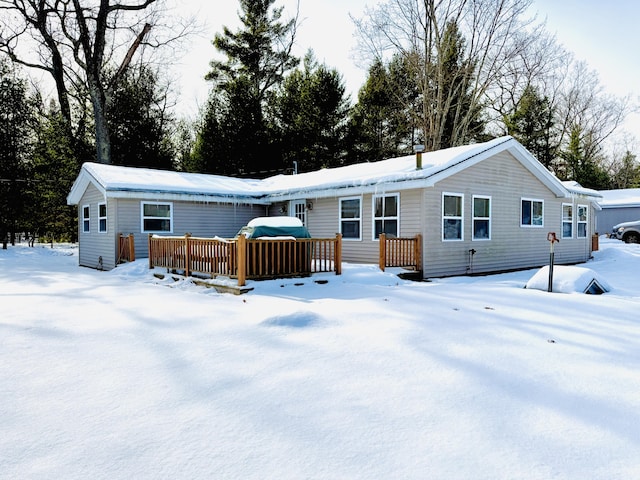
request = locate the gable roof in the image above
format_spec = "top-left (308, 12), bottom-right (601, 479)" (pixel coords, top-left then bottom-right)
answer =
top-left (67, 136), bottom-right (571, 205)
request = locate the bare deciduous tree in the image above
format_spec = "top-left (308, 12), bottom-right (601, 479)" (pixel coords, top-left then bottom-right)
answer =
top-left (353, 0), bottom-right (535, 151)
top-left (0, 0), bottom-right (193, 164)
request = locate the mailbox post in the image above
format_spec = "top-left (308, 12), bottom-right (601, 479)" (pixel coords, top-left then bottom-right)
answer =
top-left (547, 232), bottom-right (559, 292)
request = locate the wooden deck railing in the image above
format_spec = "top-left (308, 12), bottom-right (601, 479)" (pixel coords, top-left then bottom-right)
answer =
top-left (117, 233), bottom-right (135, 264)
top-left (378, 233), bottom-right (422, 272)
top-left (148, 233), bottom-right (342, 287)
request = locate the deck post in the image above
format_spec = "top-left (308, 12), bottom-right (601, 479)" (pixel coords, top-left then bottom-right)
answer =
top-left (379, 233), bottom-right (386, 271)
top-left (184, 233), bottom-right (191, 277)
top-left (148, 234), bottom-right (153, 269)
top-left (415, 233), bottom-right (422, 272)
top-left (335, 233), bottom-right (342, 275)
top-left (237, 234), bottom-right (247, 287)
top-left (129, 234), bottom-right (135, 262)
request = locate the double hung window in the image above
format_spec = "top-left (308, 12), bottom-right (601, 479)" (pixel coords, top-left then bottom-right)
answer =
top-left (340, 197), bottom-right (361, 240)
top-left (443, 193), bottom-right (463, 241)
top-left (373, 194), bottom-right (399, 239)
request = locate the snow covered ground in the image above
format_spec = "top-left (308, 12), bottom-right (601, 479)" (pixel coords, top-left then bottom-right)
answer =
top-left (1, 238), bottom-right (639, 479)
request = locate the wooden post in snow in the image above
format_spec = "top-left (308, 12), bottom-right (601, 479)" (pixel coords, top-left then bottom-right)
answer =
top-left (335, 233), bottom-right (342, 275)
top-left (184, 233), bottom-right (191, 278)
top-left (237, 234), bottom-right (247, 287)
top-left (379, 233), bottom-right (386, 271)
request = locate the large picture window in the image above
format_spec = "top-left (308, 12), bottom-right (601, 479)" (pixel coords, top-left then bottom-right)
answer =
top-left (473, 196), bottom-right (491, 240)
top-left (98, 203), bottom-right (107, 233)
top-left (340, 197), bottom-right (361, 240)
top-left (373, 194), bottom-right (399, 239)
top-left (141, 202), bottom-right (172, 233)
top-left (82, 205), bottom-right (90, 233)
top-left (577, 204), bottom-right (588, 238)
top-left (521, 198), bottom-right (543, 227)
top-left (442, 193), bottom-right (463, 241)
top-left (562, 204), bottom-right (573, 239)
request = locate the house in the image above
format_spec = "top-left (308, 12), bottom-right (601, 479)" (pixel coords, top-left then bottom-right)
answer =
top-left (66, 165), bottom-right (270, 270)
top-left (67, 136), bottom-right (602, 277)
top-left (595, 188), bottom-right (640, 234)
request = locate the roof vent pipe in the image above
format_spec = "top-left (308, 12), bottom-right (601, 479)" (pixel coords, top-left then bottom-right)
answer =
top-left (413, 144), bottom-right (425, 170)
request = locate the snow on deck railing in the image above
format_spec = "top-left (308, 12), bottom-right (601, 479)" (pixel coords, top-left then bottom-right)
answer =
top-left (148, 233), bottom-right (342, 286)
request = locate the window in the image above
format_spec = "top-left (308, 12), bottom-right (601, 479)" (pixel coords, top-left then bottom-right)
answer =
top-left (473, 196), bottom-right (491, 240)
top-left (373, 193), bottom-right (399, 239)
top-left (141, 202), bottom-right (172, 233)
top-left (442, 193), bottom-right (463, 241)
top-left (98, 203), bottom-right (107, 233)
top-left (521, 198), bottom-right (543, 227)
top-left (577, 204), bottom-right (588, 238)
top-left (562, 204), bottom-right (573, 238)
top-left (340, 197), bottom-right (361, 240)
top-left (82, 205), bottom-right (90, 233)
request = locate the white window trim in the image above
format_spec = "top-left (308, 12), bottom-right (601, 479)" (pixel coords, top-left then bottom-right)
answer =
top-left (82, 204), bottom-right (90, 233)
top-left (521, 198), bottom-right (544, 228)
top-left (339, 196), bottom-right (362, 241)
top-left (577, 204), bottom-right (588, 238)
top-left (141, 201), bottom-right (174, 233)
top-left (372, 193), bottom-right (400, 241)
top-left (472, 195), bottom-right (491, 241)
top-left (442, 192), bottom-right (464, 242)
top-left (562, 203), bottom-right (573, 239)
top-left (98, 202), bottom-right (107, 233)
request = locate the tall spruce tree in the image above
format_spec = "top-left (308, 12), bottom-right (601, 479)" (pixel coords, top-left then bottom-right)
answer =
top-left (107, 65), bottom-right (175, 170)
top-left (504, 85), bottom-right (558, 169)
top-left (27, 107), bottom-right (80, 242)
top-left (560, 126), bottom-right (611, 189)
top-left (270, 52), bottom-right (350, 172)
top-left (198, 0), bottom-right (298, 176)
top-left (348, 57), bottom-right (414, 163)
top-left (0, 58), bottom-right (35, 247)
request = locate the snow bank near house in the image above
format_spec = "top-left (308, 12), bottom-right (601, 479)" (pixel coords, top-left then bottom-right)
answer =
top-left (526, 265), bottom-right (611, 293)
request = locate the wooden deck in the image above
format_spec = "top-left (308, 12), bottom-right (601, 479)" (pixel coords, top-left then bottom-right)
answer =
top-left (148, 234), bottom-right (342, 287)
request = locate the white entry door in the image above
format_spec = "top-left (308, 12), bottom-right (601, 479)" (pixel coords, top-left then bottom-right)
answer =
top-left (290, 200), bottom-right (306, 226)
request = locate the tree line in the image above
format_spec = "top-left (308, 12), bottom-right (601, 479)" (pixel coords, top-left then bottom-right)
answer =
top-left (1, 0), bottom-right (638, 246)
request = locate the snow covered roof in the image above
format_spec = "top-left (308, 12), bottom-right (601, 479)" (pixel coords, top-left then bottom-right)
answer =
top-left (597, 188), bottom-right (640, 208)
top-left (67, 163), bottom-right (269, 205)
top-left (67, 136), bottom-right (571, 205)
top-left (561, 181), bottom-right (603, 199)
top-left (262, 136), bottom-right (569, 200)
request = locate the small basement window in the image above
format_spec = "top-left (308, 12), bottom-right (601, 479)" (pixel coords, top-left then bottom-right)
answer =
top-left (141, 202), bottom-right (173, 233)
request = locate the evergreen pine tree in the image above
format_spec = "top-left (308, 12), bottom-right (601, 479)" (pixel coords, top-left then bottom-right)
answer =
top-left (199, 0), bottom-right (298, 176)
top-left (270, 52), bottom-right (351, 172)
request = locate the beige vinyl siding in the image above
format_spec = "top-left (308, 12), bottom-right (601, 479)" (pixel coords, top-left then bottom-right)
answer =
top-left (78, 183), bottom-right (116, 270)
top-left (115, 199), bottom-right (265, 258)
top-left (304, 189), bottom-right (423, 264)
top-left (423, 151), bottom-right (592, 277)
